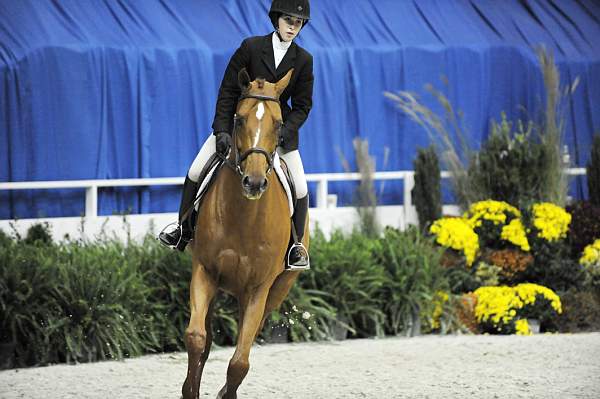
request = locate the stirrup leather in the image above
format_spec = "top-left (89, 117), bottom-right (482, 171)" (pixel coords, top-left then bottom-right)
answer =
top-left (286, 242), bottom-right (310, 271)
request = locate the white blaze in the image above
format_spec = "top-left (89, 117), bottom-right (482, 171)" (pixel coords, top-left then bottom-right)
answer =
top-left (256, 102), bottom-right (265, 120)
top-left (253, 102), bottom-right (265, 147)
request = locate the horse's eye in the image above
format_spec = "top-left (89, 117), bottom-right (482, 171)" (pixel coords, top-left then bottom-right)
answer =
top-left (274, 120), bottom-right (283, 130)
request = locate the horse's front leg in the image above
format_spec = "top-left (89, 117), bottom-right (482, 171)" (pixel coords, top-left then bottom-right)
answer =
top-left (182, 261), bottom-right (217, 399)
top-left (217, 285), bottom-right (271, 399)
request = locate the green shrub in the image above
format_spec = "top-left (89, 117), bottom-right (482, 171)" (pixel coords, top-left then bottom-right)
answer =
top-left (305, 229), bottom-right (386, 338)
top-left (23, 223), bottom-right (53, 245)
top-left (566, 201), bottom-right (600, 259)
top-left (0, 229), bottom-right (12, 248)
top-left (0, 239), bottom-right (57, 366)
top-left (518, 240), bottom-right (585, 293)
top-left (467, 115), bottom-right (548, 209)
top-left (412, 145), bottom-right (442, 231)
top-left (587, 134), bottom-right (600, 206)
top-left (47, 241), bottom-right (159, 363)
top-left (374, 227), bottom-right (449, 335)
top-left (134, 236), bottom-right (192, 350)
top-left (554, 289), bottom-right (600, 332)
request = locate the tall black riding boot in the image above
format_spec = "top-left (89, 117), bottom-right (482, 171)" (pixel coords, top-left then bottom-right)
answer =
top-left (158, 175), bottom-right (198, 251)
top-left (286, 195), bottom-right (310, 270)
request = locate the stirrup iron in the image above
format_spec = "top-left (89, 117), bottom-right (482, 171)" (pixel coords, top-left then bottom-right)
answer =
top-left (158, 222), bottom-right (186, 250)
top-left (286, 242), bottom-right (310, 271)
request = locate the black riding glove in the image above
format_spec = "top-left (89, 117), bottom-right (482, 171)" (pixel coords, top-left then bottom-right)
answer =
top-left (215, 131), bottom-right (232, 156)
top-left (279, 125), bottom-right (293, 151)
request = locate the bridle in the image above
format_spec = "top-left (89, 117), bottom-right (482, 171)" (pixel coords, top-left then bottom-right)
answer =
top-left (221, 92), bottom-right (282, 178)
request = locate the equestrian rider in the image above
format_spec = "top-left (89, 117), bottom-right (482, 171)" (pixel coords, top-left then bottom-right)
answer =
top-left (159, 0), bottom-right (313, 270)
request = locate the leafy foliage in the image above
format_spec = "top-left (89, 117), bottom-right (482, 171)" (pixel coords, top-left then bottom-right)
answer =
top-left (374, 227), bottom-right (449, 335)
top-left (588, 134), bottom-right (600, 206)
top-left (468, 115), bottom-right (548, 209)
top-left (306, 229), bottom-right (386, 338)
top-left (412, 145), bottom-right (442, 231)
top-left (566, 201), bottom-right (600, 258)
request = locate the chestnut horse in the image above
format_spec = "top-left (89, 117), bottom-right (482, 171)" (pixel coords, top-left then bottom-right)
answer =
top-left (181, 68), bottom-right (308, 399)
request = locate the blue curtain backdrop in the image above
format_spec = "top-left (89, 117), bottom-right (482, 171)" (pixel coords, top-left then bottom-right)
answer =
top-left (1, 0), bottom-right (599, 218)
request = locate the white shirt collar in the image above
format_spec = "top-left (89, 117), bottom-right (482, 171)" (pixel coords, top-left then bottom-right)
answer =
top-left (272, 31), bottom-right (292, 51)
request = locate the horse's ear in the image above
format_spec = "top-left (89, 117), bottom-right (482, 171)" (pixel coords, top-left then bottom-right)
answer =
top-left (274, 69), bottom-right (294, 97)
top-left (238, 68), bottom-right (251, 91)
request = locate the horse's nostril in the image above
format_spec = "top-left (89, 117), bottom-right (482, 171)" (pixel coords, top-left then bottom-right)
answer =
top-left (260, 179), bottom-right (268, 191)
top-left (242, 176), bottom-right (251, 188)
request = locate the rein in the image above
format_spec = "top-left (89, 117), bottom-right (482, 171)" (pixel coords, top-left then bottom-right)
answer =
top-left (219, 93), bottom-right (281, 178)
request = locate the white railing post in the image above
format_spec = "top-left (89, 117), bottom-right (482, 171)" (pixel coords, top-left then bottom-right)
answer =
top-left (85, 184), bottom-right (98, 219)
top-left (403, 171), bottom-right (415, 228)
top-left (316, 178), bottom-right (328, 209)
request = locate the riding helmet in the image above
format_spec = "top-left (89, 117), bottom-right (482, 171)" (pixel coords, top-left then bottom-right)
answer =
top-left (269, 0), bottom-right (310, 29)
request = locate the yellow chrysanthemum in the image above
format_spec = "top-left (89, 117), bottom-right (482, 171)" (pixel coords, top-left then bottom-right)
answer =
top-left (532, 203), bottom-right (571, 242)
top-left (580, 239), bottom-right (600, 267)
top-left (429, 291), bottom-right (450, 330)
top-left (473, 283), bottom-right (562, 333)
top-left (515, 319), bottom-right (532, 336)
top-left (464, 200), bottom-right (521, 229)
top-left (501, 218), bottom-right (531, 251)
top-left (430, 218), bottom-right (479, 266)
top-left (513, 283), bottom-right (562, 314)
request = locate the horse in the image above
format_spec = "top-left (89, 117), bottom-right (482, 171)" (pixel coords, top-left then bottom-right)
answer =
top-left (181, 68), bottom-right (309, 399)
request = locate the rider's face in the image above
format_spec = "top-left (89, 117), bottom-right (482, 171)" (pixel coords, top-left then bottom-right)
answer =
top-left (278, 14), bottom-right (303, 42)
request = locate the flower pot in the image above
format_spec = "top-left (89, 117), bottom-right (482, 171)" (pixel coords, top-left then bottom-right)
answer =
top-left (331, 316), bottom-right (350, 341)
top-left (408, 306), bottom-right (421, 337)
top-left (528, 318), bottom-right (541, 334)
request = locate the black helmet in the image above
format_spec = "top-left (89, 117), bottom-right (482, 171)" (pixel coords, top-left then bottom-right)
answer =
top-left (269, 0), bottom-right (310, 29)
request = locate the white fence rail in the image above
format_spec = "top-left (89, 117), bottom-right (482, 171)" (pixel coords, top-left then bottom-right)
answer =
top-left (0, 168), bottom-right (588, 221)
top-left (0, 168), bottom-right (588, 241)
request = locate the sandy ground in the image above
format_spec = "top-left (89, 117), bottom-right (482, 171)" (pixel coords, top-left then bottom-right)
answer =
top-left (1, 333), bottom-right (599, 399)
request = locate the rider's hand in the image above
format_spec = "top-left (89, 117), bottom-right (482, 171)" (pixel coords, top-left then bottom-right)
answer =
top-left (215, 132), bottom-right (232, 156)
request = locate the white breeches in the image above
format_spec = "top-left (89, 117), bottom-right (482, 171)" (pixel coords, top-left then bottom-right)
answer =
top-left (188, 134), bottom-right (308, 198)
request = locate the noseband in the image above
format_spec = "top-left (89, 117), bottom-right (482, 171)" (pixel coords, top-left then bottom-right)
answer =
top-left (222, 93), bottom-right (281, 178)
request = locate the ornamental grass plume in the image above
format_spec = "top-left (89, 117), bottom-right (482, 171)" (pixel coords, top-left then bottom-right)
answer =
top-left (429, 217), bottom-right (479, 266)
top-left (531, 202), bottom-right (571, 242)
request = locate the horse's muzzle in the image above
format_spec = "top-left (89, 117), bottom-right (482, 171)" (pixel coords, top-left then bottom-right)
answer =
top-left (242, 174), bottom-right (268, 200)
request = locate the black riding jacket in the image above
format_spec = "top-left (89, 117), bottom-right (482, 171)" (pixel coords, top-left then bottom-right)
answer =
top-left (211, 33), bottom-right (314, 152)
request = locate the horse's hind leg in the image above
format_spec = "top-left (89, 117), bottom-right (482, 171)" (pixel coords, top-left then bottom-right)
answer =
top-left (182, 261), bottom-right (217, 399)
top-left (217, 286), bottom-right (271, 399)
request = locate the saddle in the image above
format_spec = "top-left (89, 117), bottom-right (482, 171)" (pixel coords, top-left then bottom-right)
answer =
top-left (182, 152), bottom-right (297, 233)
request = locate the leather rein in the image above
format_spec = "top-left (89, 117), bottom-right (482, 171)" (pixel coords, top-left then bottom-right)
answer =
top-left (219, 93), bottom-right (281, 177)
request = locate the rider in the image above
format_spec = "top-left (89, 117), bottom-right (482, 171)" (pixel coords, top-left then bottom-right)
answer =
top-left (159, 0), bottom-right (313, 269)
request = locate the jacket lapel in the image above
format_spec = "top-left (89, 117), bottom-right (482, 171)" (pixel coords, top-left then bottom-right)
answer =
top-left (261, 34), bottom-right (277, 80)
top-left (275, 42), bottom-right (297, 79)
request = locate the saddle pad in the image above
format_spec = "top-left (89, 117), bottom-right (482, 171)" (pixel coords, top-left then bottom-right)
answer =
top-left (194, 153), bottom-right (294, 217)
